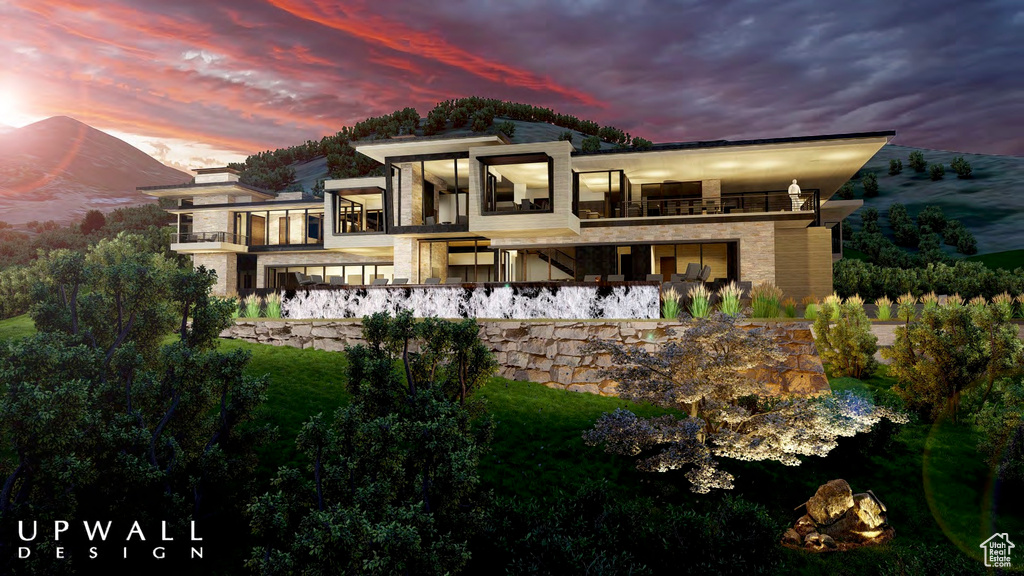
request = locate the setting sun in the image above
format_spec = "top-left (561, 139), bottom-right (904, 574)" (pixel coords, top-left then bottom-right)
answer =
top-left (0, 84), bottom-right (27, 128)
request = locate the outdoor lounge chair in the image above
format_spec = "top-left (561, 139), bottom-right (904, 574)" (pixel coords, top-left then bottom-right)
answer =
top-left (328, 276), bottom-right (346, 286)
top-left (670, 273), bottom-right (687, 283)
top-left (392, 278), bottom-right (409, 285)
top-left (310, 275), bottom-right (326, 285)
top-left (423, 277), bottom-right (441, 285)
top-left (682, 263), bottom-right (702, 282)
top-left (583, 274), bottom-right (601, 282)
top-left (371, 278), bottom-right (389, 286)
top-left (606, 274), bottom-right (625, 282)
top-left (698, 265), bottom-right (712, 282)
top-left (444, 277), bottom-right (463, 285)
top-left (646, 274), bottom-right (663, 282)
top-left (294, 272), bottom-right (315, 287)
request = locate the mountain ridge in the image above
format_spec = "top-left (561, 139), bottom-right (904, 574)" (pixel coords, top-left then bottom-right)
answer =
top-left (0, 116), bottom-right (190, 225)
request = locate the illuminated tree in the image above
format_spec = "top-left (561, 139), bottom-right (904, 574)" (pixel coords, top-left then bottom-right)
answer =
top-left (583, 313), bottom-right (906, 493)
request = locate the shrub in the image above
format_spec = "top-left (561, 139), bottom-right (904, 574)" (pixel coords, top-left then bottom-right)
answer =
top-left (929, 163), bottom-right (945, 180)
top-left (265, 292), bottom-right (282, 318)
top-left (815, 295), bottom-right (878, 378)
top-left (558, 130), bottom-right (573, 143)
top-left (860, 207), bottom-right (881, 234)
top-left (896, 293), bottom-right (917, 323)
top-left (749, 281), bottom-right (782, 318)
top-left (242, 293), bottom-right (262, 318)
top-left (717, 281), bottom-right (743, 316)
top-left (631, 137), bottom-right (654, 150)
top-left (888, 158), bottom-right (903, 175)
top-left (662, 286), bottom-right (681, 319)
top-left (802, 296), bottom-right (818, 320)
top-left (861, 172), bottom-right (879, 197)
top-left (957, 229), bottom-right (978, 255)
top-left (471, 107), bottom-right (495, 131)
top-left (781, 297), bottom-right (797, 318)
top-left (950, 156), bottom-right (972, 178)
top-left (874, 295), bottom-right (893, 320)
top-left (836, 182), bottom-right (855, 200)
top-left (908, 150), bottom-right (927, 172)
top-left (495, 120), bottom-right (516, 138)
top-left (687, 283), bottom-right (711, 318)
top-left (822, 293), bottom-right (843, 320)
top-left (893, 223), bottom-right (920, 247)
top-left (917, 205), bottom-right (947, 234)
top-left (581, 135), bottom-right (601, 152)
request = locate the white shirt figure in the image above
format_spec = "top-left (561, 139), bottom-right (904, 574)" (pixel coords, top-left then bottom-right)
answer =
top-left (788, 179), bottom-right (803, 211)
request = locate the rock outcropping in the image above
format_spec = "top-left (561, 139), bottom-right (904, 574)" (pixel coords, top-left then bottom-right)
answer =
top-left (782, 479), bottom-right (894, 551)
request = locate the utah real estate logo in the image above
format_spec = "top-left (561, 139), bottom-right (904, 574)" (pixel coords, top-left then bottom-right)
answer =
top-left (980, 533), bottom-right (1014, 568)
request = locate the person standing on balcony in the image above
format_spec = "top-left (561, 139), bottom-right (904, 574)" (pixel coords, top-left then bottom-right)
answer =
top-left (788, 179), bottom-right (803, 211)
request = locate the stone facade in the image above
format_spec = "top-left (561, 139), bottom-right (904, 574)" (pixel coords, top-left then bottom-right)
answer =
top-left (194, 253), bottom-right (237, 296)
top-left (221, 319), bottom-right (830, 397)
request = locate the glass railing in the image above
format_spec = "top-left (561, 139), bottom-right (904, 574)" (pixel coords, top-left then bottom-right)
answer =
top-left (577, 189), bottom-right (820, 223)
top-left (173, 231), bottom-right (248, 244)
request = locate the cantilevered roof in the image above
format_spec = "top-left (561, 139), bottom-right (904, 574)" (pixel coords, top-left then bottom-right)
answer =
top-left (323, 176), bottom-right (386, 193)
top-left (137, 180), bottom-right (277, 200)
top-left (354, 134), bottom-right (508, 163)
top-left (571, 131), bottom-right (895, 199)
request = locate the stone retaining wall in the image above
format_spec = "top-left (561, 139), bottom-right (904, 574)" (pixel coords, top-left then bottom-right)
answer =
top-left (221, 319), bottom-right (830, 397)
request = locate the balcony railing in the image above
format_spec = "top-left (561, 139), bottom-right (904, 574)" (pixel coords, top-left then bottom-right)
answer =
top-left (174, 231), bottom-right (248, 245)
top-left (577, 189), bottom-right (820, 224)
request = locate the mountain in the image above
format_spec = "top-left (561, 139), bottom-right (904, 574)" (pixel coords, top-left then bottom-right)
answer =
top-left (0, 116), bottom-right (191, 225)
top-left (850, 144), bottom-right (1024, 255)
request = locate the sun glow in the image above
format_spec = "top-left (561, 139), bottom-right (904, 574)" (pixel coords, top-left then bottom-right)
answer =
top-left (0, 88), bottom-right (25, 128)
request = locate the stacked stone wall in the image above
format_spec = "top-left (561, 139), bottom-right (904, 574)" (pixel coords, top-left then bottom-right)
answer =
top-left (221, 319), bottom-right (830, 397)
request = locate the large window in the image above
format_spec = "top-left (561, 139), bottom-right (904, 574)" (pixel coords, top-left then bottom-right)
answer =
top-left (333, 192), bottom-right (384, 234)
top-left (480, 153), bottom-right (553, 214)
top-left (267, 263), bottom-right (394, 289)
top-left (575, 170), bottom-right (627, 219)
top-left (417, 239), bottom-right (496, 283)
top-left (386, 153), bottom-right (469, 226)
top-left (235, 209), bottom-right (324, 247)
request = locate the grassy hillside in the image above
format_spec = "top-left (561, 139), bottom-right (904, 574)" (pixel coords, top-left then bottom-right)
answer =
top-left (851, 144), bottom-right (1024, 255)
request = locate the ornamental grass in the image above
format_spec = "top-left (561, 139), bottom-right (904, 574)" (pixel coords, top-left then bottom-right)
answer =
top-left (661, 286), bottom-right (681, 320)
top-left (716, 281), bottom-right (743, 316)
top-left (687, 283), bottom-right (711, 318)
top-left (749, 281), bottom-right (782, 318)
top-left (874, 295), bottom-right (893, 321)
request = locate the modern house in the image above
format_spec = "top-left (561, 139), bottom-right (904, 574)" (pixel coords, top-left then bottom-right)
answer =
top-left (140, 128), bottom-right (893, 301)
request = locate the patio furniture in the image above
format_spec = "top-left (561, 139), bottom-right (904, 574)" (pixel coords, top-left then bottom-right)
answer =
top-left (392, 278), bottom-right (409, 285)
top-left (371, 278), bottom-right (389, 286)
top-left (294, 272), bottom-right (315, 287)
top-left (444, 277), bottom-right (463, 285)
top-left (328, 276), bottom-right (345, 286)
top-left (670, 273), bottom-right (687, 283)
top-left (583, 274), bottom-right (601, 282)
top-left (423, 277), bottom-right (441, 285)
top-left (309, 274), bottom-right (325, 285)
top-left (698, 265), bottom-right (712, 282)
top-left (646, 274), bottom-right (663, 282)
top-left (607, 274), bottom-right (625, 282)
top-left (682, 263), bottom-right (702, 282)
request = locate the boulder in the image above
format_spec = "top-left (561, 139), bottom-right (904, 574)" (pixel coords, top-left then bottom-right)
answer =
top-left (806, 479), bottom-right (854, 525)
top-left (782, 528), bottom-right (802, 546)
top-left (793, 514), bottom-right (817, 537)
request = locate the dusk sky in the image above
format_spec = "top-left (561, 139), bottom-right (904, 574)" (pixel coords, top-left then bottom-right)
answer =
top-left (1, 0), bottom-right (1021, 171)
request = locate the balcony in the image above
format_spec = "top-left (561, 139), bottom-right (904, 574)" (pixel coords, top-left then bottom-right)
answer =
top-left (171, 231), bottom-right (249, 253)
top-left (576, 189), bottom-right (820, 225)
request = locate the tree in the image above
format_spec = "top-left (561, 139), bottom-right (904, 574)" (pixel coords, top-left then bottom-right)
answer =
top-left (0, 234), bottom-right (271, 572)
top-left (860, 207), bottom-right (881, 234)
top-left (495, 120), bottom-right (516, 138)
top-left (916, 205), bottom-right (947, 234)
top-left (814, 297), bottom-right (878, 379)
top-left (80, 209), bottom-right (106, 234)
top-left (861, 172), bottom-right (879, 197)
top-left (581, 135), bottom-right (601, 152)
top-left (883, 301), bottom-right (989, 422)
top-left (558, 131), bottom-right (573, 143)
top-left (631, 137), bottom-right (653, 150)
top-left (888, 158), bottom-right (903, 176)
top-left (929, 163), bottom-right (945, 181)
top-left (248, 311), bottom-right (496, 574)
top-left (908, 150), bottom-right (927, 173)
top-left (836, 182), bottom-right (855, 200)
top-left (950, 156), bottom-right (973, 179)
top-left (582, 313), bottom-right (905, 493)
top-left (975, 378), bottom-right (1024, 481)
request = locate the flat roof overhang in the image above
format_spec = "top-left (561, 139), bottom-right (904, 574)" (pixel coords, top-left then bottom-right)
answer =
top-left (571, 132), bottom-right (894, 199)
top-left (820, 199), bottom-right (864, 223)
top-left (324, 176), bottom-right (386, 193)
top-left (355, 135), bottom-right (506, 164)
top-left (138, 181), bottom-right (276, 201)
top-left (170, 241), bottom-right (248, 254)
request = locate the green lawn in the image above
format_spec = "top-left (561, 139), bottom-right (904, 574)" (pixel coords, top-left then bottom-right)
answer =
top-left (0, 314), bottom-right (36, 340)
top-left (966, 249), bottom-right (1024, 272)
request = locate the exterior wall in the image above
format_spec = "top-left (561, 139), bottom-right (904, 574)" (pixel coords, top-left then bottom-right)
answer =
top-left (774, 226), bottom-right (834, 301)
top-left (222, 319), bottom-right (830, 398)
top-left (468, 141), bottom-right (579, 237)
top-left (191, 195), bottom-right (232, 234)
top-left (393, 237), bottom-right (419, 282)
top-left (490, 221), bottom-right (777, 285)
top-left (193, 253), bottom-right (237, 296)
